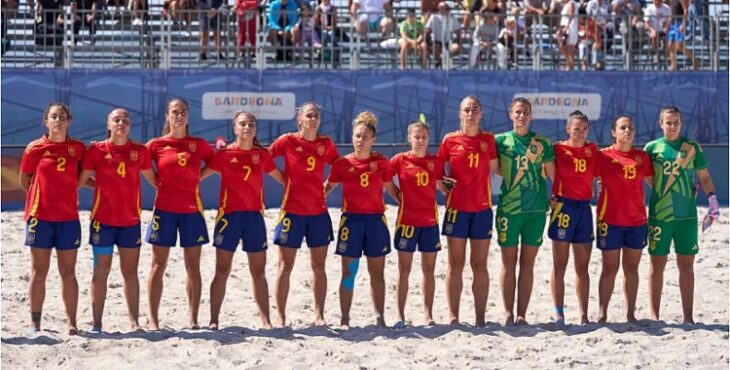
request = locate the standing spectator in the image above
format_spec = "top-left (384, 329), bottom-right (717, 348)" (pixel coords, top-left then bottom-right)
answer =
top-left (586, 0), bottom-right (609, 69)
top-left (236, 0), bottom-right (258, 59)
top-left (198, 0), bottom-right (226, 61)
top-left (130, 0), bottom-right (147, 26)
top-left (316, 0), bottom-right (339, 60)
top-left (350, 0), bottom-right (395, 47)
top-left (422, 0), bottom-right (440, 22)
top-left (496, 16), bottom-right (516, 69)
top-left (293, 3), bottom-right (321, 47)
top-left (72, 0), bottom-right (99, 44)
top-left (34, 0), bottom-right (65, 49)
top-left (557, 0), bottom-right (578, 70)
top-left (423, 1), bottom-right (461, 68)
top-left (164, 0), bottom-right (194, 36)
top-left (470, 12), bottom-right (499, 68)
top-left (398, 8), bottom-right (425, 69)
top-left (523, 0), bottom-right (548, 52)
top-left (643, 0), bottom-right (670, 64)
top-left (547, 0), bottom-right (563, 30)
top-left (268, 0), bottom-right (299, 60)
top-left (667, 0), bottom-right (700, 70)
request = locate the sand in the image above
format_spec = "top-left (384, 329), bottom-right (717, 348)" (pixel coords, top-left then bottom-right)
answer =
top-left (1, 207), bottom-right (728, 369)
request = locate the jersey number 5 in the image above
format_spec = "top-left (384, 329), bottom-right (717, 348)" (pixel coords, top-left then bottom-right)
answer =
top-left (177, 153), bottom-right (187, 166)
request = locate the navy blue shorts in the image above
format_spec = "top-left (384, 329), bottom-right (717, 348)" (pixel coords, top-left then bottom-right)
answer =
top-left (596, 221), bottom-right (648, 251)
top-left (25, 218), bottom-right (81, 250)
top-left (394, 224), bottom-right (442, 253)
top-left (335, 213), bottom-right (391, 258)
top-left (273, 211), bottom-right (333, 248)
top-left (213, 211), bottom-right (268, 253)
top-left (548, 197), bottom-right (594, 243)
top-left (89, 220), bottom-right (142, 248)
top-left (145, 209), bottom-right (209, 247)
top-left (441, 207), bottom-right (493, 240)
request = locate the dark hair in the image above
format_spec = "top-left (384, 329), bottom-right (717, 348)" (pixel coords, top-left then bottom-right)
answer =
top-left (106, 108), bottom-right (130, 139)
top-left (295, 102), bottom-right (321, 131)
top-left (659, 105), bottom-right (681, 122)
top-left (509, 97), bottom-right (532, 113)
top-left (163, 98), bottom-right (190, 136)
top-left (232, 110), bottom-right (263, 148)
top-left (407, 120), bottom-right (429, 136)
top-left (43, 102), bottom-right (73, 123)
top-left (460, 95), bottom-right (483, 111)
top-left (566, 110), bottom-right (588, 127)
top-left (611, 115), bottom-right (633, 144)
top-left (352, 111), bottom-right (377, 135)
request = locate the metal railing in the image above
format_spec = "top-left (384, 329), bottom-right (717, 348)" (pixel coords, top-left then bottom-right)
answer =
top-left (1, 6), bottom-right (727, 70)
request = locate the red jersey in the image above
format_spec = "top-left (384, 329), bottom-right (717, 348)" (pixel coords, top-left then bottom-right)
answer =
top-left (390, 151), bottom-right (443, 227)
top-left (552, 141), bottom-right (597, 201)
top-left (82, 140), bottom-right (152, 226)
top-left (596, 147), bottom-right (653, 226)
top-left (147, 136), bottom-right (214, 214)
top-left (437, 130), bottom-right (497, 211)
top-left (328, 152), bottom-right (393, 214)
top-left (20, 135), bottom-right (85, 221)
top-left (269, 133), bottom-right (339, 215)
top-left (209, 145), bottom-right (276, 213)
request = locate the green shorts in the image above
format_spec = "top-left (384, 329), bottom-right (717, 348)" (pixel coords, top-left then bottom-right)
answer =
top-left (495, 209), bottom-right (547, 248)
top-left (648, 218), bottom-right (699, 256)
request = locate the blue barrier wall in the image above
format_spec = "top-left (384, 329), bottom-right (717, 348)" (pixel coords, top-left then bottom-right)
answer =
top-left (2, 70), bottom-right (728, 210)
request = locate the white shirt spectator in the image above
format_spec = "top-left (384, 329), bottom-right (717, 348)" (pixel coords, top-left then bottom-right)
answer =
top-left (353, 0), bottom-right (388, 22)
top-left (644, 2), bottom-right (671, 32)
top-left (425, 13), bottom-right (460, 43)
top-left (586, 0), bottom-right (610, 26)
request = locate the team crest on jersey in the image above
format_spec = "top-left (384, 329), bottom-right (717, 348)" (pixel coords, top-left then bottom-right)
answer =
top-left (130, 150), bottom-right (139, 161)
top-left (252, 154), bottom-right (260, 164)
top-left (337, 241), bottom-right (347, 253)
top-left (634, 156), bottom-right (643, 165)
top-left (480, 141), bottom-right (488, 152)
top-left (679, 150), bottom-right (688, 159)
top-left (399, 238), bottom-right (408, 249)
top-left (214, 234), bottom-right (224, 245)
top-left (317, 145), bottom-right (325, 156)
top-left (92, 232), bottom-right (101, 245)
top-left (68, 146), bottom-right (77, 157)
top-left (558, 229), bottom-right (567, 240)
top-left (427, 161), bottom-right (435, 171)
top-left (529, 145), bottom-right (538, 154)
top-left (370, 161), bottom-right (378, 171)
top-left (584, 148), bottom-right (593, 157)
top-left (189, 142), bottom-right (197, 152)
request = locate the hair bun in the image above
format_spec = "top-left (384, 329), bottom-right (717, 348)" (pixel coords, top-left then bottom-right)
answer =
top-left (354, 111), bottom-right (377, 127)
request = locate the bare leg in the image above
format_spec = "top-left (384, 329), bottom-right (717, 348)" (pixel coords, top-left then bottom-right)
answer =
top-left (648, 255), bottom-right (668, 321)
top-left (310, 246), bottom-right (328, 326)
top-left (367, 256), bottom-right (386, 327)
top-left (470, 239), bottom-right (490, 327)
top-left (500, 246), bottom-right (518, 326)
top-left (598, 249), bottom-right (620, 323)
top-left (515, 245), bottom-right (539, 325)
top-left (676, 254), bottom-right (695, 324)
top-left (339, 256), bottom-right (357, 329)
top-left (396, 251), bottom-right (414, 323)
top-left (573, 243), bottom-right (592, 325)
top-left (119, 247), bottom-right (141, 331)
top-left (274, 246), bottom-right (297, 327)
top-left (446, 236), bottom-right (467, 325)
top-left (183, 246), bottom-right (202, 329)
top-left (91, 253), bottom-right (113, 330)
top-left (147, 245), bottom-right (170, 330)
top-left (421, 252), bottom-right (437, 325)
top-left (247, 251), bottom-right (272, 329)
top-left (29, 248), bottom-right (52, 331)
top-left (209, 247), bottom-right (233, 330)
top-left (550, 241), bottom-right (570, 322)
top-left (621, 248), bottom-right (642, 323)
top-left (57, 249), bottom-right (79, 334)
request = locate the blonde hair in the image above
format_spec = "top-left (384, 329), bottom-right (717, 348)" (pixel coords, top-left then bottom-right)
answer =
top-left (352, 111), bottom-right (378, 135)
top-left (407, 120), bottom-right (429, 136)
top-left (163, 98), bottom-right (190, 136)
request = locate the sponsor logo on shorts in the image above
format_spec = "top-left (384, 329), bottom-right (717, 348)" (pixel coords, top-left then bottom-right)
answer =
top-left (92, 233), bottom-right (101, 245)
top-left (558, 228), bottom-right (567, 240)
top-left (196, 235), bottom-right (205, 243)
top-left (399, 239), bottom-right (408, 250)
top-left (262, 242), bottom-right (268, 249)
top-left (435, 242), bottom-right (442, 250)
top-left (337, 241), bottom-right (347, 253)
top-left (444, 224), bottom-right (454, 235)
top-left (74, 238), bottom-right (80, 246)
top-left (279, 232), bottom-right (288, 244)
top-left (692, 244), bottom-right (698, 251)
top-left (214, 234), bottom-right (224, 245)
top-left (382, 245), bottom-right (389, 253)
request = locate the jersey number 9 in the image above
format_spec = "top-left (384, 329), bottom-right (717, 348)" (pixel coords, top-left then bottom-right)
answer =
top-left (306, 156), bottom-right (316, 171)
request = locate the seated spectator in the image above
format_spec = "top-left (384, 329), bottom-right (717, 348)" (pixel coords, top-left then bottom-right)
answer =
top-left (643, 0), bottom-right (670, 63)
top-left (523, 0), bottom-right (548, 51)
top-left (470, 12), bottom-right (499, 68)
top-left (496, 16), bottom-right (516, 69)
top-left (293, 3), bottom-right (321, 47)
top-left (547, 0), bottom-right (563, 30)
top-left (316, 0), bottom-right (338, 52)
top-left (350, 0), bottom-right (395, 47)
top-left (398, 8), bottom-right (425, 69)
top-left (236, 0), bottom-right (258, 59)
top-left (164, 0), bottom-right (194, 36)
top-left (198, 0), bottom-right (226, 60)
top-left (268, 0), bottom-right (299, 60)
top-left (611, 0), bottom-right (640, 40)
top-left (72, 0), bottom-right (99, 44)
top-left (422, 0), bottom-right (440, 23)
top-left (129, 0), bottom-right (147, 25)
top-left (585, 0), bottom-right (609, 69)
top-left (423, 1), bottom-right (461, 68)
top-left (34, 0), bottom-right (65, 47)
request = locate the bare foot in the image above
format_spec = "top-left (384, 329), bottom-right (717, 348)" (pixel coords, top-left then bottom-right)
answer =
top-left (189, 322), bottom-right (200, 330)
top-left (503, 314), bottom-right (515, 327)
top-left (627, 315), bottom-right (638, 324)
top-left (340, 318), bottom-right (350, 330)
top-left (580, 315), bottom-right (590, 326)
top-left (682, 318), bottom-right (695, 325)
top-left (449, 318), bottom-right (459, 326)
top-left (314, 317), bottom-right (327, 326)
top-left (147, 319), bottom-right (160, 331)
top-left (475, 319), bottom-right (486, 328)
top-left (275, 316), bottom-right (286, 328)
top-left (68, 326), bottom-right (79, 336)
top-left (515, 317), bottom-right (528, 325)
top-left (424, 317), bottom-right (436, 326)
top-left (376, 316), bottom-right (387, 328)
top-left (597, 315), bottom-right (607, 324)
top-left (208, 322), bottom-right (219, 331)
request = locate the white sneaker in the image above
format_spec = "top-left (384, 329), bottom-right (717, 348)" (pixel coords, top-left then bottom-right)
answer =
top-left (132, 18), bottom-right (142, 26)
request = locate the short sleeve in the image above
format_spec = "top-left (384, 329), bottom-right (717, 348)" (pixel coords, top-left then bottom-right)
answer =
top-left (693, 142), bottom-right (708, 170)
top-left (435, 157), bottom-right (445, 180)
top-left (140, 146), bottom-right (153, 170)
top-left (20, 144), bottom-right (39, 174)
top-left (199, 138), bottom-right (214, 165)
top-left (381, 158), bottom-right (393, 182)
top-left (81, 145), bottom-right (98, 171)
top-left (487, 134), bottom-right (498, 161)
top-left (542, 138), bottom-right (556, 162)
top-left (642, 152), bottom-right (654, 178)
top-left (389, 154), bottom-right (400, 175)
top-left (325, 139), bottom-right (339, 165)
top-left (261, 150), bottom-right (277, 173)
top-left (146, 139), bottom-right (158, 162)
top-left (437, 137), bottom-right (450, 164)
top-left (209, 151), bottom-right (224, 172)
top-left (328, 159), bottom-right (343, 183)
top-left (268, 135), bottom-right (286, 158)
